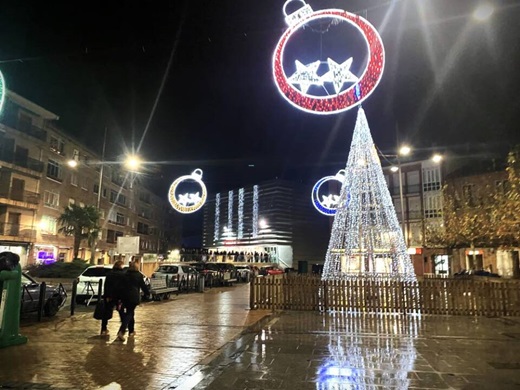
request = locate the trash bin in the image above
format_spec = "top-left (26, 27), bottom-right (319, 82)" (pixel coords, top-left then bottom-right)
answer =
top-left (0, 251), bottom-right (28, 348)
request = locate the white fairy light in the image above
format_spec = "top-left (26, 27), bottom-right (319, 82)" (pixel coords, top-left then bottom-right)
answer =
top-left (238, 188), bottom-right (244, 239)
top-left (214, 193), bottom-right (220, 242)
top-left (252, 185), bottom-right (259, 238)
top-left (227, 190), bottom-right (234, 234)
top-left (322, 107), bottom-right (417, 282)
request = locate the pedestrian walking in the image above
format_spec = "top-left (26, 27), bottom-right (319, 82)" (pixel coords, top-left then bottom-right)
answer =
top-left (117, 261), bottom-right (150, 341)
top-left (100, 260), bottom-right (126, 336)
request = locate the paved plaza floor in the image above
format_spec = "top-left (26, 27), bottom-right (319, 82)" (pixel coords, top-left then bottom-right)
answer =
top-left (2, 283), bottom-right (520, 389)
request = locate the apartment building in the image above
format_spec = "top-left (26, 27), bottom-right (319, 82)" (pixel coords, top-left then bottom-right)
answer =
top-left (0, 90), bottom-right (179, 268)
top-left (382, 158), bottom-right (446, 276)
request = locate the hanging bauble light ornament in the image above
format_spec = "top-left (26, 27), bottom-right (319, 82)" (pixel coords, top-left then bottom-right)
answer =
top-left (273, 0), bottom-right (385, 114)
top-left (312, 169), bottom-right (349, 216)
top-left (168, 169), bottom-right (207, 214)
top-left (0, 70), bottom-right (5, 114)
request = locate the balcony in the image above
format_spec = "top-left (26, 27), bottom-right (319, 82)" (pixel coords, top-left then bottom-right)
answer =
top-left (0, 222), bottom-right (37, 240)
top-left (1, 112), bottom-right (47, 141)
top-left (389, 184), bottom-right (422, 196)
top-left (0, 151), bottom-right (45, 173)
top-left (0, 190), bottom-right (40, 209)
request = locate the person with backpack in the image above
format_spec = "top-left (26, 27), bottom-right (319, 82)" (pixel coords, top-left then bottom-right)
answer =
top-left (100, 260), bottom-right (126, 336)
top-left (117, 260), bottom-right (150, 341)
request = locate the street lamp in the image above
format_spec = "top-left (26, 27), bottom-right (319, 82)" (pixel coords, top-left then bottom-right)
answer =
top-left (473, 3), bottom-right (494, 21)
top-left (432, 154), bottom-right (443, 164)
top-left (396, 146), bottom-right (411, 244)
top-left (124, 154), bottom-right (142, 172)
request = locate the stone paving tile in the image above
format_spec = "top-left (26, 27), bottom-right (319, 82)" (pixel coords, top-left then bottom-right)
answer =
top-left (0, 284), bottom-right (270, 390)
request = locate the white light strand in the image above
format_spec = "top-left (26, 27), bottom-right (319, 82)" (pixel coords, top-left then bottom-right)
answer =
top-left (227, 190), bottom-right (234, 233)
top-left (322, 107), bottom-right (417, 282)
top-left (252, 185), bottom-right (259, 238)
top-left (238, 188), bottom-right (244, 239)
top-left (214, 193), bottom-right (220, 242)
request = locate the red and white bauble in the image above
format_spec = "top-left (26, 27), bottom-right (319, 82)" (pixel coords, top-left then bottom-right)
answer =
top-left (273, 0), bottom-right (385, 114)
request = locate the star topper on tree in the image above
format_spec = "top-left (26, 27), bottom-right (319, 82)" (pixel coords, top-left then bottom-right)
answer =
top-left (272, 0), bottom-right (385, 114)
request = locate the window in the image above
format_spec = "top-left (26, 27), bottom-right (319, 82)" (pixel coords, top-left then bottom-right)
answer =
top-left (108, 210), bottom-right (125, 225)
top-left (49, 136), bottom-right (65, 155)
top-left (93, 184), bottom-right (99, 194)
top-left (137, 222), bottom-right (149, 234)
top-left (71, 149), bottom-right (80, 162)
top-left (81, 176), bottom-right (88, 190)
top-left (106, 229), bottom-right (123, 244)
top-left (40, 215), bottom-right (58, 234)
top-left (43, 191), bottom-right (59, 209)
top-left (18, 113), bottom-right (33, 132)
top-left (46, 159), bottom-right (62, 181)
top-left (71, 173), bottom-right (78, 186)
top-left (116, 212), bottom-right (125, 225)
top-left (102, 188), bottom-right (107, 198)
top-left (110, 190), bottom-right (126, 206)
top-left (424, 194), bottom-right (443, 218)
top-left (422, 167), bottom-right (441, 192)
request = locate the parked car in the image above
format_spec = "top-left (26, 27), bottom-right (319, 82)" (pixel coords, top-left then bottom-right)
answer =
top-left (258, 266), bottom-right (284, 276)
top-left (235, 265), bottom-right (251, 282)
top-left (152, 263), bottom-right (199, 291)
top-left (21, 272), bottom-right (67, 317)
top-left (75, 265), bottom-right (150, 304)
top-left (189, 262), bottom-right (227, 286)
top-left (151, 263), bottom-right (199, 279)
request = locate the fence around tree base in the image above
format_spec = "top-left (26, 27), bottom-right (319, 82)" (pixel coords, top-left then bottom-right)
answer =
top-left (249, 275), bottom-right (520, 316)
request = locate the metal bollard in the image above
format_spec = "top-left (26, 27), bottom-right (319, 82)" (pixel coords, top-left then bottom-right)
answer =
top-left (37, 282), bottom-right (46, 322)
top-left (70, 279), bottom-right (78, 316)
top-left (198, 274), bottom-right (205, 293)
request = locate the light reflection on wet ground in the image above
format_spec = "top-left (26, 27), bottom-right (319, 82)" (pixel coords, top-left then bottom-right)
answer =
top-left (199, 312), bottom-right (520, 390)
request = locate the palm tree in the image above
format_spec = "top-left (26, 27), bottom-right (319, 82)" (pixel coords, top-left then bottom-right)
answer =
top-left (58, 204), bottom-right (100, 263)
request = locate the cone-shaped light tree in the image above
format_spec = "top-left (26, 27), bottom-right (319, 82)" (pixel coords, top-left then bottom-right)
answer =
top-left (322, 107), bottom-right (416, 281)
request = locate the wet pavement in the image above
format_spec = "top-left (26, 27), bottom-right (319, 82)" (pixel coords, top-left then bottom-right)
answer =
top-left (196, 312), bottom-right (520, 390)
top-left (0, 284), bottom-right (270, 389)
top-left (3, 285), bottom-right (520, 389)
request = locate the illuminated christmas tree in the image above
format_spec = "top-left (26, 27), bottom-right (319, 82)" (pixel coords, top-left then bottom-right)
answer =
top-left (322, 107), bottom-right (416, 281)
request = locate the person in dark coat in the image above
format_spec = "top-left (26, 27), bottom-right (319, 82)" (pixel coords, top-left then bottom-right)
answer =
top-left (117, 261), bottom-right (150, 341)
top-left (100, 260), bottom-right (126, 336)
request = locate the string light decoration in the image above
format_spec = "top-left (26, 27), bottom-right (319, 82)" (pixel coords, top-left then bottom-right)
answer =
top-left (322, 108), bottom-right (417, 282)
top-left (252, 185), bottom-right (259, 238)
top-left (214, 193), bottom-right (220, 242)
top-left (312, 169), bottom-right (348, 216)
top-left (227, 190), bottom-right (234, 234)
top-left (238, 188), bottom-right (244, 239)
top-left (273, 0), bottom-right (385, 114)
top-left (168, 169), bottom-right (207, 214)
top-left (0, 70), bottom-right (5, 114)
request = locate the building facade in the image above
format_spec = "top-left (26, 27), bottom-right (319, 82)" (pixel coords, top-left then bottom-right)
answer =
top-left (382, 158), bottom-right (447, 276)
top-left (0, 90), bottom-right (180, 268)
top-left (202, 179), bottom-right (330, 270)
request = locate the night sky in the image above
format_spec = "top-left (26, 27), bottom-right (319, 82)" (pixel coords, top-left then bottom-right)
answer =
top-left (1, 0), bottom-right (519, 239)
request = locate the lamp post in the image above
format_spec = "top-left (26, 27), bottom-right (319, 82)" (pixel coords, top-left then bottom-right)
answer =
top-left (391, 146), bottom-right (411, 243)
top-left (97, 127), bottom-right (107, 209)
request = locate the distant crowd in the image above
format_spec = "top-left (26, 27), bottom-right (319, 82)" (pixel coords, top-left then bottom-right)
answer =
top-left (179, 248), bottom-right (272, 263)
